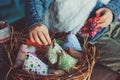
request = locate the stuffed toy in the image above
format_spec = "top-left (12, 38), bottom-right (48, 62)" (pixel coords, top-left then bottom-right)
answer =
top-left (23, 52), bottom-right (48, 75)
top-left (14, 44), bottom-right (36, 68)
top-left (58, 50), bottom-right (78, 72)
top-left (62, 32), bottom-right (82, 51)
top-left (14, 44), bottom-right (48, 75)
top-left (46, 39), bottom-right (63, 64)
top-left (46, 39), bottom-right (78, 72)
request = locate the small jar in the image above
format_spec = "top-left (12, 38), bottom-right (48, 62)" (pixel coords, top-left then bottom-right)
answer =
top-left (0, 21), bottom-right (10, 44)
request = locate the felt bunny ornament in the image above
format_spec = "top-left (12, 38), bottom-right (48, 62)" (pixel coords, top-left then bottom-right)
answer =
top-left (62, 32), bottom-right (82, 51)
top-left (14, 44), bottom-right (48, 75)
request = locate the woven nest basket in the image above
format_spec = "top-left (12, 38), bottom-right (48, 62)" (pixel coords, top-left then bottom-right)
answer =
top-left (0, 27), bottom-right (99, 80)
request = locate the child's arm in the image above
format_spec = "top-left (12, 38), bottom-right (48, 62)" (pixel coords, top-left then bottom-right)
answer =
top-left (95, 0), bottom-right (120, 28)
top-left (106, 0), bottom-right (120, 21)
top-left (25, 0), bottom-right (52, 45)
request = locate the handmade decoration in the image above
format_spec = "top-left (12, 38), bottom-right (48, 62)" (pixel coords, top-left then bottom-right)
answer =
top-left (46, 39), bottom-right (78, 71)
top-left (62, 32), bottom-right (82, 51)
top-left (0, 21), bottom-right (10, 44)
top-left (58, 51), bottom-right (78, 72)
top-left (14, 44), bottom-right (48, 75)
top-left (80, 13), bottom-right (102, 39)
top-left (23, 53), bottom-right (48, 75)
top-left (46, 39), bottom-right (63, 64)
top-left (14, 44), bottom-right (36, 68)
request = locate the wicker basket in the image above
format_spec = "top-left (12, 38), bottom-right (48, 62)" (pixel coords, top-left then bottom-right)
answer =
top-left (0, 27), bottom-right (99, 80)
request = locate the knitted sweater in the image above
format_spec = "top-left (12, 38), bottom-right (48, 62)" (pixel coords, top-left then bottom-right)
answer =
top-left (25, 0), bottom-right (120, 34)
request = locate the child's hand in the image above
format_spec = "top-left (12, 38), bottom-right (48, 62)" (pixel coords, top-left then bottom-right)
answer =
top-left (29, 24), bottom-right (51, 45)
top-left (96, 8), bottom-right (113, 28)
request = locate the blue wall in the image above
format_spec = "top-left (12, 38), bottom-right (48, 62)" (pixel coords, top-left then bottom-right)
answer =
top-left (0, 0), bottom-right (25, 24)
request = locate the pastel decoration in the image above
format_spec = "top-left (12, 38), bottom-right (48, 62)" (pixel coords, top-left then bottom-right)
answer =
top-left (62, 32), bottom-right (82, 51)
top-left (23, 53), bottom-right (48, 75)
top-left (47, 39), bottom-right (78, 72)
top-left (58, 51), bottom-right (78, 72)
top-left (46, 39), bottom-right (63, 64)
top-left (14, 44), bottom-right (36, 68)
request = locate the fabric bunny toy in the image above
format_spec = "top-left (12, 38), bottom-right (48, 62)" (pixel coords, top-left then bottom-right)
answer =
top-left (14, 44), bottom-right (48, 75)
top-left (23, 52), bottom-right (48, 75)
top-left (14, 44), bottom-right (36, 68)
top-left (58, 50), bottom-right (78, 72)
top-left (46, 39), bottom-right (78, 72)
top-left (46, 39), bottom-right (63, 64)
top-left (62, 32), bottom-right (82, 51)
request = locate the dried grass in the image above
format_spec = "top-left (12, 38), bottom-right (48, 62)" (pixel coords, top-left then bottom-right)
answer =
top-left (0, 27), bottom-right (99, 80)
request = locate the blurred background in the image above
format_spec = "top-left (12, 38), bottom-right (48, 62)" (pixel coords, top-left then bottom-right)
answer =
top-left (0, 0), bottom-right (25, 24)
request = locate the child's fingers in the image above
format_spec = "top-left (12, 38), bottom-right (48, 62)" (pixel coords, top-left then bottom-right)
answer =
top-left (96, 8), bottom-right (105, 14)
top-left (97, 15), bottom-right (108, 23)
top-left (97, 16), bottom-right (111, 27)
top-left (97, 10), bottom-right (110, 22)
top-left (97, 22), bottom-right (108, 27)
top-left (38, 24), bottom-right (51, 45)
top-left (38, 31), bottom-right (48, 45)
top-left (95, 8), bottom-right (113, 28)
top-left (29, 33), bottom-right (35, 42)
top-left (96, 18), bottom-right (106, 27)
top-left (33, 33), bottom-right (42, 45)
top-left (44, 32), bottom-right (51, 45)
